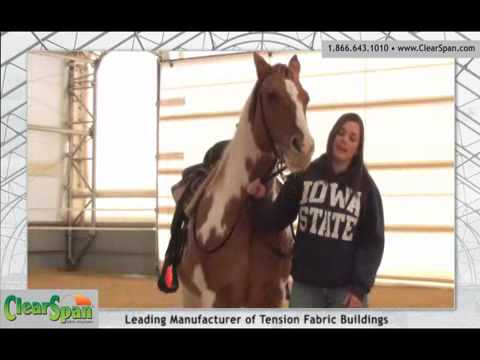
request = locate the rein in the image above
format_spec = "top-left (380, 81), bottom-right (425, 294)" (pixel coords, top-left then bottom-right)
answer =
top-left (191, 164), bottom-right (244, 254)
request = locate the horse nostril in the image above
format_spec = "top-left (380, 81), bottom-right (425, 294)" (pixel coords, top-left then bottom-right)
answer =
top-left (292, 136), bottom-right (302, 154)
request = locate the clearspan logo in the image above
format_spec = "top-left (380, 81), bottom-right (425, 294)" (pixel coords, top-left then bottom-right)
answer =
top-left (3, 294), bottom-right (94, 323)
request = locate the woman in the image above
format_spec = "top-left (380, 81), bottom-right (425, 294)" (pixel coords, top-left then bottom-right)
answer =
top-left (247, 113), bottom-right (385, 308)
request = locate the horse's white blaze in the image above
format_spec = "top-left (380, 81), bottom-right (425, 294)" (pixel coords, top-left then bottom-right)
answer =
top-left (192, 265), bottom-right (216, 307)
top-left (284, 79), bottom-right (314, 153)
top-left (198, 95), bottom-right (262, 243)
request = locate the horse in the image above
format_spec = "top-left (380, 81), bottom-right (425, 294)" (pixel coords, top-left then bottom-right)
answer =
top-left (177, 53), bottom-right (315, 307)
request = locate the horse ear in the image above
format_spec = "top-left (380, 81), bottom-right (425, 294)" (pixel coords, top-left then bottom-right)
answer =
top-left (288, 55), bottom-right (300, 78)
top-left (253, 52), bottom-right (271, 80)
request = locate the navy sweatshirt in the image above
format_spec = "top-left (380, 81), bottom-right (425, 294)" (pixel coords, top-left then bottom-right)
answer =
top-left (253, 155), bottom-right (385, 300)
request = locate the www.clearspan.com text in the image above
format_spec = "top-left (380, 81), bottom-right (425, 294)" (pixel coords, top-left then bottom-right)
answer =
top-left (397, 43), bottom-right (476, 53)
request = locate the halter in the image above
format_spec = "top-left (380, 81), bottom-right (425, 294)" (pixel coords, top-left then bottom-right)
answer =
top-left (191, 72), bottom-right (292, 256)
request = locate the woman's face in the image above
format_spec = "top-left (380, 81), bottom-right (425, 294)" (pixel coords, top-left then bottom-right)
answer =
top-left (332, 120), bottom-right (361, 165)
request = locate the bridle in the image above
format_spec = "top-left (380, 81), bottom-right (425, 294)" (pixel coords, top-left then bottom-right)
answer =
top-left (191, 72), bottom-right (294, 256)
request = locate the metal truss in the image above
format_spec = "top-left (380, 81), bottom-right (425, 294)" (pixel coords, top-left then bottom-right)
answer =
top-left (62, 52), bottom-right (102, 269)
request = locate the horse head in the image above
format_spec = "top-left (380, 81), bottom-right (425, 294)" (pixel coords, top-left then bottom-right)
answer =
top-left (250, 52), bottom-right (315, 172)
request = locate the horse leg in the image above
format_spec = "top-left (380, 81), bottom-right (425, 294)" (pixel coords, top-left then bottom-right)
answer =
top-left (212, 282), bottom-right (247, 308)
top-left (179, 262), bottom-right (215, 307)
top-left (186, 265), bottom-right (217, 307)
top-left (179, 279), bottom-right (218, 308)
top-left (181, 282), bottom-right (202, 308)
top-left (247, 279), bottom-right (286, 308)
top-left (247, 236), bottom-right (291, 308)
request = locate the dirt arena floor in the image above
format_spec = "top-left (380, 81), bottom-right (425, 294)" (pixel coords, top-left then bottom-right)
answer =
top-left (28, 268), bottom-right (454, 309)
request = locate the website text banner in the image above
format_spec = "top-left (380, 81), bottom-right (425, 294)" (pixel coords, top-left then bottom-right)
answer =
top-left (98, 305), bottom-right (478, 329)
top-left (322, 41), bottom-right (480, 58)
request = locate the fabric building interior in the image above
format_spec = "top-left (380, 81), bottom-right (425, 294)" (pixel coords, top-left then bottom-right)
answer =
top-left (25, 50), bottom-right (454, 308)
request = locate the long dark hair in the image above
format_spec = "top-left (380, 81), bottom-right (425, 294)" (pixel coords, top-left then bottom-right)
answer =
top-left (324, 112), bottom-right (367, 191)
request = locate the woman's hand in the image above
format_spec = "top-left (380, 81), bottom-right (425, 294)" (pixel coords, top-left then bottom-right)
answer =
top-left (247, 178), bottom-right (267, 199)
top-left (344, 292), bottom-right (363, 308)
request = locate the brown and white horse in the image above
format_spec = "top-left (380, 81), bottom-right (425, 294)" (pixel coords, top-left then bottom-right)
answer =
top-left (178, 53), bottom-right (315, 307)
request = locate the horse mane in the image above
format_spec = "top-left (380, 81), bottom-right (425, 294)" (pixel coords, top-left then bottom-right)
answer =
top-left (248, 80), bottom-right (262, 126)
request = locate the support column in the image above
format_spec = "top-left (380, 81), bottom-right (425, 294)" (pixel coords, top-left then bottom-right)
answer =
top-left (155, 54), bottom-right (162, 270)
top-left (62, 52), bottom-right (102, 269)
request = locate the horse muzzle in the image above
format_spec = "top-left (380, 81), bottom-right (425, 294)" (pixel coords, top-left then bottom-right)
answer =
top-left (284, 135), bottom-right (315, 172)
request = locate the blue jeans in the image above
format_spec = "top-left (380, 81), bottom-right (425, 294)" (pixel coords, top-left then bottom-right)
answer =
top-left (289, 281), bottom-right (368, 308)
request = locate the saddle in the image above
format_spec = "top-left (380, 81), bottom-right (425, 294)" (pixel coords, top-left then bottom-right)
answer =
top-left (172, 140), bottom-right (230, 211)
top-left (171, 164), bottom-right (209, 206)
top-left (159, 141), bottom-right (230, 293)
top-left (157, 162), bottom-right (218, 293)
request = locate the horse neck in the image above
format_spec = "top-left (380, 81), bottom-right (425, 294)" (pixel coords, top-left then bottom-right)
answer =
top-left (213, 97), bottom-right (276, 197)
top-left (195, 93), bottom-right (276, 244)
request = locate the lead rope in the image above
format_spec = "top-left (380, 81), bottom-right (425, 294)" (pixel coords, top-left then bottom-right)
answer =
top-left (277, 165), bottom-right (297, 302)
